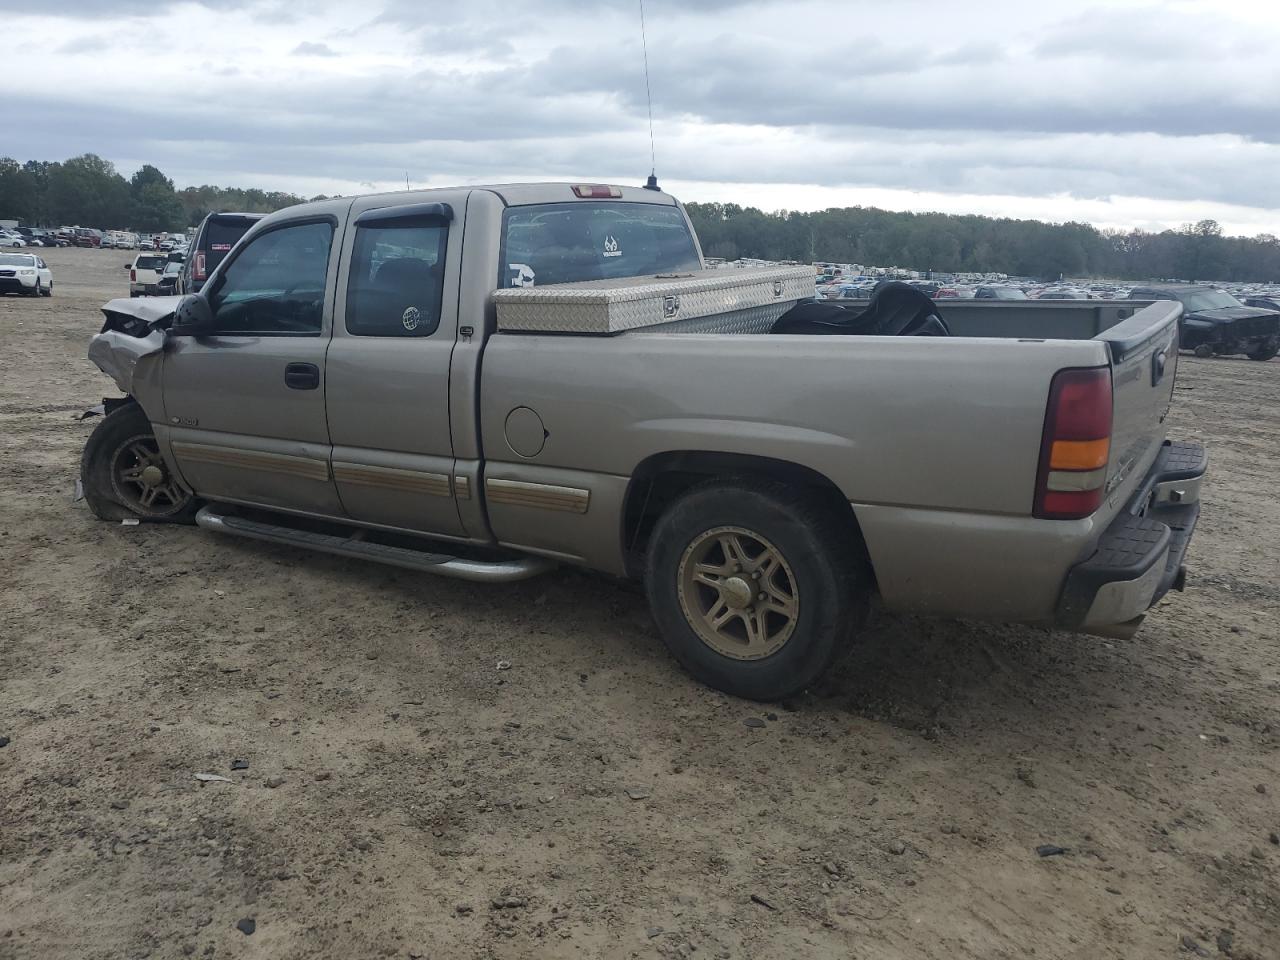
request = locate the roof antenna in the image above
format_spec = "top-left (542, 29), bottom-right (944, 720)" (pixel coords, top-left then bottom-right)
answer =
top-left (639, 0), bottom-right (659, 191)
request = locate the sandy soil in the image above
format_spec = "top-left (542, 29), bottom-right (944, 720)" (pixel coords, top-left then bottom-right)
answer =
top-left (1, 246), bottom-right (1278, 960)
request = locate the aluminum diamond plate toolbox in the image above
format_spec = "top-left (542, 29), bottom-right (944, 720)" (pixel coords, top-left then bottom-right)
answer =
top-left (493, 266), bottom-right (816, 334)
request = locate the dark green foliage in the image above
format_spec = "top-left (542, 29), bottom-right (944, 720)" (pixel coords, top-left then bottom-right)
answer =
top-left (686, 204), bottom-right (1280, 283)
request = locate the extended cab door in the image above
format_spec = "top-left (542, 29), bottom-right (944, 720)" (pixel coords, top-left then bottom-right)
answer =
top-left (160, 213), bottom-right (346, 516)
top-left (323, 194), bottom-right (468, 538)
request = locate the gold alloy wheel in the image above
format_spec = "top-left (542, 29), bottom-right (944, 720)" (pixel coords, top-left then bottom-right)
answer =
top-left (109, 434), bottom-right (190, 516)
top-left (676, 525), bottom-right (799, 660)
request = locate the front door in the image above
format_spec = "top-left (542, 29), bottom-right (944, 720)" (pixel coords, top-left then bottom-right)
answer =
top-left (324, 194), bottom-right (467, 538)
top-left (160, 214), bottom-right (346, 516)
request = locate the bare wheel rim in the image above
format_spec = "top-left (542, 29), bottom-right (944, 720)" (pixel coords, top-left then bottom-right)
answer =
top-left (108, 433), bottom-right (190, 517)
top-left (677, 525), bottom-right (799, 661)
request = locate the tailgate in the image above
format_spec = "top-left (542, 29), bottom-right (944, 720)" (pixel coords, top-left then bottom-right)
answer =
top-left (1095, 301), bottom-right (1182, 511)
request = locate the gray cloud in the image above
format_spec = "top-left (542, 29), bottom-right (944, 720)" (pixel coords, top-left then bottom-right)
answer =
top-left (291, 41), bottom-right (338, 56)
top-left (6, 0), bottom-right (1280, 231)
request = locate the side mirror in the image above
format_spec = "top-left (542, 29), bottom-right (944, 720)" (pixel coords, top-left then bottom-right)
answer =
top-left (168, 294), bottom-right (215, 336)
top-left (124, 262), bottom-right (132, 269)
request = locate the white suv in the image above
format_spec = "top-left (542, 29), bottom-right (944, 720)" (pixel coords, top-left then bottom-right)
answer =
top-left (0, 252), bottom-right (53, 296)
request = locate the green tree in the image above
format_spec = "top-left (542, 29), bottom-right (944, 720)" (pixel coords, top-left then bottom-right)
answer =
top-left (48, 154), bottom-right (130, 228)
top-left (0, 157), bottom-right (36, 223)
top-left (128, 163), bottom-right (184, 231)
top-left (131, 181), bottom-right (186, 232)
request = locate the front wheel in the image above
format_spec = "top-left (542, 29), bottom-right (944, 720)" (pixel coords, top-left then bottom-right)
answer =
top-left (80, 403), bottom-right (199, 523)
top-left (1192, 344), bottom-right (1214, 359)
top-left (645, 478), bottom-right (869, 701)
top-left (1247, 342), bottom-right (1278, 362)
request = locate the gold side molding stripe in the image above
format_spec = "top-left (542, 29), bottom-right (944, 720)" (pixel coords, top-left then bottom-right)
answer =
top-left (172, 442), bottom-right (329, 483)
top-left (485, 478), bottom-right (590, 514)
top-left (454, 476), bottom-right (471, 500)
top-left (333, 462), bottom-right (451, 498)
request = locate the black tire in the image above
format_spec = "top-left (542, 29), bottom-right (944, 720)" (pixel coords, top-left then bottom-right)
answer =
top-left (644, 477), bottom-right (869, 701)
top-left (1192, 344), bottom-right (1213, 359)
top-left (42, 282), bottom-right (52, 297)
top-left (1247, 342), bottom-right (1278, 362)
top-left (80, 403), bottom-right (199, 523)
top-left (29, 280), bottom-right (42, 297)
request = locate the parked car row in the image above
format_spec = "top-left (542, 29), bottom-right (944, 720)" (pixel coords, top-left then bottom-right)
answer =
top-left (0, 226), bottom-right (200, 250)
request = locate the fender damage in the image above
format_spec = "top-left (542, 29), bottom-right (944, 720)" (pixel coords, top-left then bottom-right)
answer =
top-left (87, 296), bottom-right (180, 394)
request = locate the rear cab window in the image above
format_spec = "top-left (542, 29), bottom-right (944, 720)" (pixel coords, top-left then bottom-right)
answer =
top-left (204, 219), bottom-right (258, 273)
top-left (499, 201), bottom-right (701, 288)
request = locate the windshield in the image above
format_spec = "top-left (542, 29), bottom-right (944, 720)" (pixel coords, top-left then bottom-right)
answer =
top-left (0, 254), bottom-right (35, 266)
top-left (500, 201), bottom-right (701, 287)
top-left (1181, 290), bottom-right (1240, 311)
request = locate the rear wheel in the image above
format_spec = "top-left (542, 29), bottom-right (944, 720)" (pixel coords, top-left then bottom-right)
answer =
top-left (80, 404), bottom-right (199, 523)
top-left (645, 478), bottom-right (869, 701)
top-left (1247, 342), bottom-right (1278, 362)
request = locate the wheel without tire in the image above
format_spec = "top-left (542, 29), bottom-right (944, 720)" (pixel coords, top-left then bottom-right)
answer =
top-left (645, 477), bottom-right (869, 701)
top-left (1247, 342), bottom-right (1278, 361)
top-left (80, 404), bottom-right (199, 523)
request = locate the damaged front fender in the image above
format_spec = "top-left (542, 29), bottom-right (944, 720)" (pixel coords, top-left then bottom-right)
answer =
top-left (88, 328), bottom-right (166, 395)
top-left (87, 295), bottom-right (177, 411)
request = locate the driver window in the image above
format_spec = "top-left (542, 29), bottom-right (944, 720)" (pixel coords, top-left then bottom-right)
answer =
top-left (208, 221), bottom-right (333, 336)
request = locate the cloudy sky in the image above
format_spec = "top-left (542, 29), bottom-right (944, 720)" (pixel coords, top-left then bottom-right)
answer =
top-left (8, 0), bottom-right (1280, 235)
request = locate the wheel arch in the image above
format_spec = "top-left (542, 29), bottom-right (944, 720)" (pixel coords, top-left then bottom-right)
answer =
top-left (621, 450), bottom-right (875, 585)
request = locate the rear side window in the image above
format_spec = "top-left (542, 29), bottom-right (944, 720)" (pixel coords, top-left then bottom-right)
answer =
top-left (500, 201), bottom-right (700, 288)
top-left (204, 219), bottom-right (257, 272)
top-left (345, 219), bottom-right (448, 337)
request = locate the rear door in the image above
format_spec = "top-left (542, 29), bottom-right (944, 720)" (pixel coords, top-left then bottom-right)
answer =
top-left (161, 212), bottom-right (346, 515)
top-left (323, 193), bottom-right (468, 538)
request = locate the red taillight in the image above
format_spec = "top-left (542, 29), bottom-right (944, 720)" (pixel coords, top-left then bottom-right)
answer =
top-left (130, 269), bottom-right (137, 282)
top-left (571, 184), bottom-right (622, 199)
top-left (194, 252), bottom-right (206, 281)
top-left (1034, 367), bottom-right (1113, 520)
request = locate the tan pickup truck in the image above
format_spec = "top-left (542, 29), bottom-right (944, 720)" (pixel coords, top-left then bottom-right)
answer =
top-left (81, 182), bottom-right (1206, 700)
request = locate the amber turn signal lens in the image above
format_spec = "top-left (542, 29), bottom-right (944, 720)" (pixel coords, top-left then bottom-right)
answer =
top-left (1049, 437), bottom-right (1110, 471)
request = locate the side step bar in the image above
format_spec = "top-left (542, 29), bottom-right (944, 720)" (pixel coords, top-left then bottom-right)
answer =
top-left (195, 506), bottom-right (554, 583)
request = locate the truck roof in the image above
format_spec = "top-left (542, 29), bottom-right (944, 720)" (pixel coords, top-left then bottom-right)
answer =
top-left (264, 182), bottom-right (680, 226)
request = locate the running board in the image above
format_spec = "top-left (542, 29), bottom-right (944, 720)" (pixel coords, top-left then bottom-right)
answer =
top-left (195, 506), bottom-right (554, 583)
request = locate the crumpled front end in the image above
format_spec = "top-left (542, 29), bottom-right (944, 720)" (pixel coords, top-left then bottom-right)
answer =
top-left (86, 296), bottom-right (177, 414)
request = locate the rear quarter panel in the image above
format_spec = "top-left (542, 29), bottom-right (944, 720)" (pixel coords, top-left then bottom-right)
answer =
top-left (479, 332), bottom-right (1109, 577)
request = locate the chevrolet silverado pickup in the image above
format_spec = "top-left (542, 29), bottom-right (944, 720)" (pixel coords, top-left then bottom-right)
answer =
top-left (80, 182), bottom-right (1207, 700)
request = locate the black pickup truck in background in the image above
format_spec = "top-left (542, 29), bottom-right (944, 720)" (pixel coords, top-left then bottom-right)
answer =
top-left (1127, 286), bottom-right (1279, 361)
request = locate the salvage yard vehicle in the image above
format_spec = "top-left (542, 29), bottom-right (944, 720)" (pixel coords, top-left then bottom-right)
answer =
top-left (127, 252), bottom-right (169, 297)
top-left (80, 183), bottom-right (1206, 700)
top-left (1127, 286), bottom-right (1280, 361)
top-left (178, 212), bottom-right (263, 294)
top-left (0, 252), bottom-right (53, 296)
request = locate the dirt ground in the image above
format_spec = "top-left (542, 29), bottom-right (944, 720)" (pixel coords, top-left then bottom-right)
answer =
top-left (1, 245), bottom-right (1278, 960)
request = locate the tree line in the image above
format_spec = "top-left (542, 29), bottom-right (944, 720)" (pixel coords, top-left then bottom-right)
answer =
top-left (0, 154), bottom-right (315, 234)
top-left (3, 153), bottom-right (1277, 281)
top-left (685, 203), bottom-right (1280, 283)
